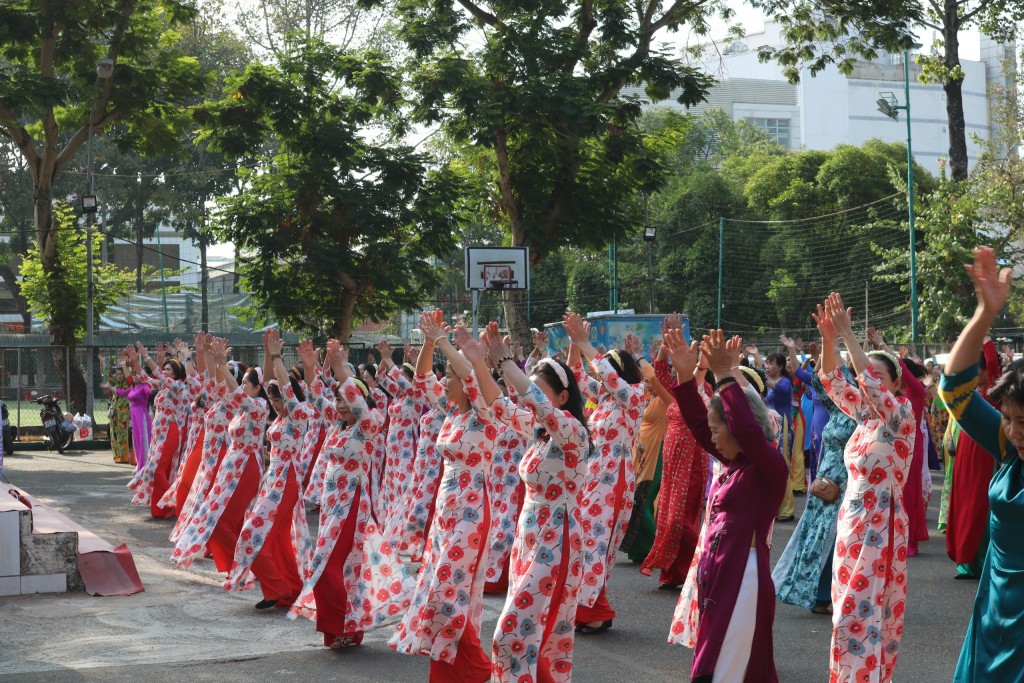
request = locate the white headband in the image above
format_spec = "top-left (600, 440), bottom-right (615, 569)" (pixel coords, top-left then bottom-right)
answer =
top-left (535, 358), bottom-right (569, 390)
top-left (255, 367), bottom-right (263, 384)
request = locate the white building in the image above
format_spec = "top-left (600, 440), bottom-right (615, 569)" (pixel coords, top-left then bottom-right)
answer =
top-left (628, 21), bottom-right (1014, 175)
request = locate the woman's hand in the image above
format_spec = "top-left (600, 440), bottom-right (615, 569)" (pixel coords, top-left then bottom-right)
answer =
top-left (533, 329), bottom-right (548, 352)
top-left (482, 322), bottom-right (512, 366)
top-left (779, 334), bottom-right (796, 350)
top-left (663, 328), bottom-right (699, 382)
top-left (419, 308), bottom-right (449, 344)
top-left (297, 339), bottom-right (317, 369)
top-left (563, 312), bottom-right (590, 343)
top-left (813, 302), bottom-right (837, 342)
top-left (461, 337), bottom-right (486, 365)
top-left (824, 292), bottom-right (855, 340)
top-left (967, 246), bottom-right (1013, 316)
top-left (625, 333), bottom-right (643, 358)
top-left (701, 329), bottom-right (740, 379)
top-left (453, 324), bottom-right (473, 349)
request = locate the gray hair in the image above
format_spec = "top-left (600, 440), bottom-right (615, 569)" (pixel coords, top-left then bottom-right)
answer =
top-left (709, 384), bottom-right (775, 443)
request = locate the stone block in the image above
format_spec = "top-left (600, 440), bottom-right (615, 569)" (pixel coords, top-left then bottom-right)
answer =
top-left (20, 573), bottom-right (67, 594)
top-left (0, 510), bottom-right (19, 576)
top-left (22, 530), bottom-right (78, 578)
top-left (0, 575), bottom-right (19, 596)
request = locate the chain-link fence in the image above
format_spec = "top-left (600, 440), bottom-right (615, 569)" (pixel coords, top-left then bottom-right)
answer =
top-left (0, 339), bottom-right (388, 441)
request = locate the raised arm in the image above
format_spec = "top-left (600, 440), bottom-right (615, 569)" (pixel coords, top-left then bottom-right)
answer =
top-left (945, 250), bottom-right (1012, 377)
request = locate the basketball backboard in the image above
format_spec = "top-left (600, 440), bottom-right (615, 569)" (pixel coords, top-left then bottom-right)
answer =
top-left (465, 247), bottom-right (530, 291)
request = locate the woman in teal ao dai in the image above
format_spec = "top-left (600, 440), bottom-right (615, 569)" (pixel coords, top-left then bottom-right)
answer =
top-left (937, 247), bottom-right (1024, 682)
top-left (772, 352), bottom-right (856, 612)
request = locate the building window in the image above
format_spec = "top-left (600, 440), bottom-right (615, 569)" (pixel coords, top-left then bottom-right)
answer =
top-left (745, 117), bottom-right (791, 148)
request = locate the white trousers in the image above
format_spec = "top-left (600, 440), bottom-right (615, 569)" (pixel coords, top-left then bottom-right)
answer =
top-left (713, 549), bottom-right (758, 683)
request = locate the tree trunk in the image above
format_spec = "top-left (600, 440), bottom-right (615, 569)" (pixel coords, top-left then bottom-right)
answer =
top-left (332, 285), bottom-right (359, 343)
top-left (943, 1), bottom-right (968, 181)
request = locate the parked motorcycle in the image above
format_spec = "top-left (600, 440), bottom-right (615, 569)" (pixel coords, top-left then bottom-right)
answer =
top-left (35, 395), bottom-right (74, 454)
top-left (0, 397), bottom-right (15, 456)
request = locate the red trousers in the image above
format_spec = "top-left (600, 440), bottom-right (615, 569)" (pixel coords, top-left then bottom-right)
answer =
top-left (660, 525), bottom-right (699, 586)
top-left (174, 428), bottom-right (204, 516)
top-left (430, 480), bottom-right (492, 682)
top-left (576, 585), bottom-right (615, 623)
top-left (251, 471), bottom-right (303, 603)
top-left (150, 422), bottom-right (179, 519)
top-left (429, 624), bottom-right (492, 682)
top-left (208, 453), bottom-right (261, 573)
top-left (314, 488), bottom-right (364, 645)
top-left (536, 515), bottom-right (573, 683)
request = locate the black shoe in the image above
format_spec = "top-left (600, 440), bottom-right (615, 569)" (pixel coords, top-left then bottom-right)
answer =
top-left (658, 582), bottom-right (682, 591)
top-left (775, 514), bottom-right (795, 522)
top-left (576, 620), bottom-right (613, 635)
top-left (954, 573), bottom-right (980, 581)
top-left (255, 598), bottom-right (278, 609)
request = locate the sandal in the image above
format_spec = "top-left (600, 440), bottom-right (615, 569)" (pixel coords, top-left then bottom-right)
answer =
top-left (576, 620), bottom-right (613, 635)
top-left (810, 603), bottom-right (833, 615)
top-left (255, 598), bottom-right (278, 610)
top-left (329, 636), bottom-right (361, 649)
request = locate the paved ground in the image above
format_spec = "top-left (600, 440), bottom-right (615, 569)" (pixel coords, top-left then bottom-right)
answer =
top-left (0, 447), bottom-right (977, 682)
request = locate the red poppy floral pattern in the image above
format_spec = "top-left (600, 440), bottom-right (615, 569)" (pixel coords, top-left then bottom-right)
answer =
top-left (128, 371), bottom-right (192, 506)
top-left (389, 371), bottom-right (496, 663)
top-left (489, 383), bottom-right (589, 683)
top-left (224, 383), bottom-right (313, 591)
top-left (821, 366), bottom-right (914, 683)
top-left (572, 355), bottom-right (643, 609)
top-left (289, 375), bottom-right (415, 632)
top-left (391, 372), bottom-right (450, 560)
top-left (171, 385), bottom-right (268, 569)
top-left (377, 365), bottom-right (428, 526)
top-left (170, 377), bottom-right (231, 545)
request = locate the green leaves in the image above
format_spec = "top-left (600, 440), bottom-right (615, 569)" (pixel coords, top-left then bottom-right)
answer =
top-left (197, 39), bottom-right (461, 339)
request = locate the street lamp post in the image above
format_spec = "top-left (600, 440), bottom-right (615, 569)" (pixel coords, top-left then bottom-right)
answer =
top-left (81, 57), bottom-right (114, 420)
top-left (876, 45), bottom-right (920, 346)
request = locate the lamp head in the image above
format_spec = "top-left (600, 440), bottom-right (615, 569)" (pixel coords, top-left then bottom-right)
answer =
top-left (643, 225), bottom-right (657, 241)
top-left (96, 59), bottom-right (114, 79)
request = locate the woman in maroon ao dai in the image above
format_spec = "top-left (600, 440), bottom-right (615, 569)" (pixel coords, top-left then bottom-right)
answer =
top-left (485, 324), bottom-right (589, 683)
top-left (390, 313), bottom-right (502, 682)
top-left (224, 329), bottom-right (311, 608)
top-left (665, 328), bottom-right (788, 683)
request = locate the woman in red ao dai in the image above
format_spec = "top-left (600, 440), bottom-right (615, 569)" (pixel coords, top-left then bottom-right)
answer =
top-left (390, 312), bottom-right (502, 682)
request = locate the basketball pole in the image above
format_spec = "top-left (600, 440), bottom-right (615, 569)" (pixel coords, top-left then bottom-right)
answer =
top-left (472, 289), bottom-right (480, 338)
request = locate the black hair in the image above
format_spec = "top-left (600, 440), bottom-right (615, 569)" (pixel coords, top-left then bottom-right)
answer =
top-left (402, 364), bottom-right (415, 381)
top-left (902, 358), bottom-right (927, 380)
top-left (243, 368), bottom-right (276, 421)
top-left (765, 352), bottom-right (793, 381)
top-left (531, 359), bottom-right (589, 441)
top-left (433, 362), bottom-right (446, 377)
top-left (161, 358), bottom-right (186, 381)
top-left (989, 360), bottom-right (1024, 406)
top-left (868, 353), bottom-right (900, 383)
top-left (363, 363), bottom-right (378, 381)
top-left (229, 361), bottom-right (248, 385)
top-left (607, 350), bottom-right (643, 385)
top-left (979, 351), bottom-right (990, 370)
top-left (744, 365), bottom-right (768, 398)
top-left (267, 376), bottom-right (307, 405)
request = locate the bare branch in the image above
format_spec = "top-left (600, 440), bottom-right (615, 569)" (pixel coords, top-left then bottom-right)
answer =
top-left (455, 0), bottom-right (505, 29)
top-left (0, 108), bottom-right (40, 182)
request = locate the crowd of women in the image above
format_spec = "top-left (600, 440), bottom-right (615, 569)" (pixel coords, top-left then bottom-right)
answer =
top-left (107, 247), bottom-right (1022, 682)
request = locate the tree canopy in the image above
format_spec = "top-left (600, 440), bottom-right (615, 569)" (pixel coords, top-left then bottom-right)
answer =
top-left (194, 38), bottom-right (462, 340)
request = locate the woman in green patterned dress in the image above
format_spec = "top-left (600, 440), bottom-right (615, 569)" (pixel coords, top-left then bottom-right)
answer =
top-left (101, 353), bottom-right (134, 465)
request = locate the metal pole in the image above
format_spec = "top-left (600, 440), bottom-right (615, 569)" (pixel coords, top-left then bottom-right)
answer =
top-left (85, 101), bottom-right (96, 419)
top-left (16, 348), bottom-right (20, 438)
top-left (645, 193), bottom-right (655, 313)
top-left (65, 346), bottom-right (71, 406)
top-left (905, 47), bottom-right (919, 347)
top-left (864, 281), bottom-right (869, 339)
top-left (717, 217), bottom-right (725, 328)
top-left (156, 227), bottom-right (170, 332)
top-left (471, 289), bottom-right (480, 338)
